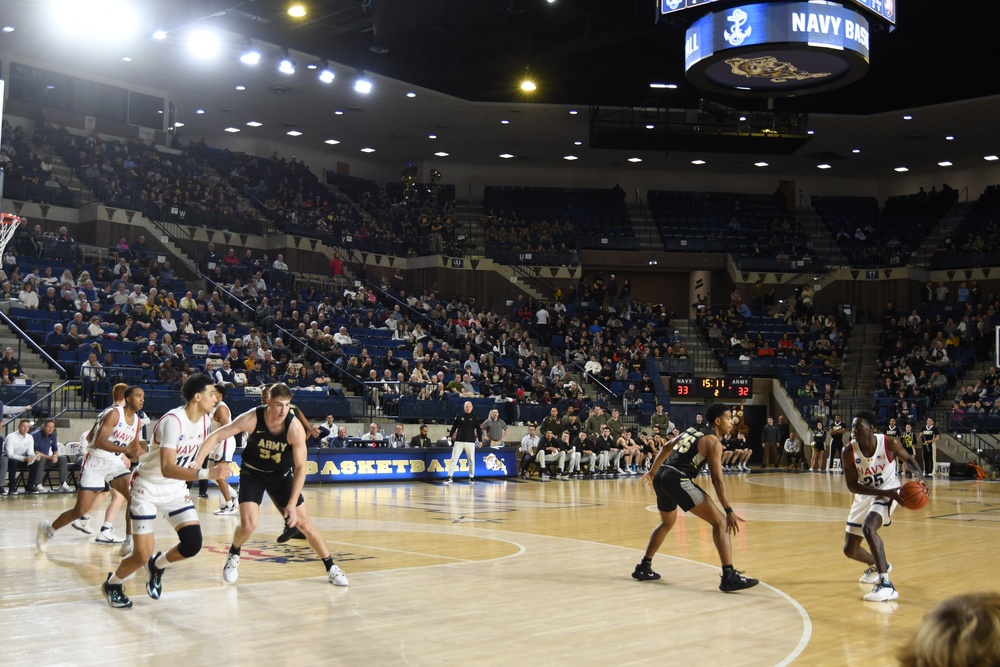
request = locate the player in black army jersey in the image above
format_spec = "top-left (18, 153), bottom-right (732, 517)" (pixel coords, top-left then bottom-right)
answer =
top-left (632, 403), bottom-right (758, 592)
top-left (920, 418), bottom-right (939, 479)
top-left (828, 416), bottom-right (848, 471)
top-left (197, 383), bottom-right (349, 586)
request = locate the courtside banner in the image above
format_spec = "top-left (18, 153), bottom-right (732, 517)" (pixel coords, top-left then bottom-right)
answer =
top-left (227, 448), bottom-right (517, 483)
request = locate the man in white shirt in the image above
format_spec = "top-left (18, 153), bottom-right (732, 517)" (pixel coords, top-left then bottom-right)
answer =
top-left (518, 425), bottom-right (540, 479)
top-left (333, 327), bottom-right (353, 347)
top-left (5, 419), bottom-right (40, 494)
top-left (272, 254), bottom-right (289, 271)
top-left (360, 423), bottom-right (384, 444)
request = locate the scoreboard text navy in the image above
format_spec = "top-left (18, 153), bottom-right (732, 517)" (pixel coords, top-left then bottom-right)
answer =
top-left (671, 376), bottom-right (752, 400)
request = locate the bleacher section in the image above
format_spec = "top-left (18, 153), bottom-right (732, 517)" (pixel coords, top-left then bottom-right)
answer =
top-left (484, 186), bottom-right (636, 251)
top-left (931, 184), bottom-right (1000, 269)
top-left (814, 188), bottom-right (954, 268)
top-left (649, 190), bottom-right (817, 271)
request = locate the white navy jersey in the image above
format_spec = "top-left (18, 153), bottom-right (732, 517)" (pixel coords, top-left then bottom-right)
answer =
top-left (86, 405), bottom-right (140, 462)
top-left (137, 406), bottom-right (210, 487)
top-left (209, 401), bottom-right (236, 450)
top-left (848, 433), bottom-right (899, 492)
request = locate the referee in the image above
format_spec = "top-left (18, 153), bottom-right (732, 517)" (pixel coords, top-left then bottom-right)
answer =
top-left (445, 401), bottom-right (482, 484)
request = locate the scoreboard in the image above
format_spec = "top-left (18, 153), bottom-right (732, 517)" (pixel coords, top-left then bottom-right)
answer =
top-left (670, 376), bottom-right (753, 400)
top-left (661, 0), bottom-right (895, 25)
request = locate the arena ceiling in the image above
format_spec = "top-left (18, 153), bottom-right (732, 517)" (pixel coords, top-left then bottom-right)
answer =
top-left (1, 0), bottom-right (998, 179)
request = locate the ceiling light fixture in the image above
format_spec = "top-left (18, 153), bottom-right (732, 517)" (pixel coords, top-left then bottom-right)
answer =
top-left (286, 130), bottom-right (302, 137)
top-left (852, 148), bottom-right (861, 154)
top-left (224, 127), bottom-right (240, 133)
top-left (240, 39), bottom-right (260, 65)
top-left (152, 30), bottom-right (166, 40)
top-left (500, 120), bottom-right (509, 125)
top-left (938, 161), bottom-right (953, 167)
top-left (318, 59), bottom-right (335, 83)
top-left (649, 83), bottom-right (678, 89)
top-left (499, 153), bottom-right (514, 159)
top-left (428, 134), bottom-right (437, 139)
top-left (360, 147), bottom-right (376, 153)
top-left (691, 159), bottom-right (706, 165)
top-left (569, 110), bottom-right (578, 115)
top-left (903, 114), bottom-right (913, 120)
top-left (3, 25), bottom-right (15, 33)
top-left (173, 122), bottom-right (185, 128)
top-left (325, 139), bottom-right (340, 145)
top-left (985, 155), bottom-right (999, 161)
top-left (406, 92), bottom-right (416, 98)
top-left (519, 66), bottom-right (537, 92)
top-left (246, 121), bottom-right (262, 127)
top-left (574, 141), bottom-right (582, 146)
top-left (627, 157), bottom-right (642, 163)
top-left (434, 152), bottom-right (449, 157)
top-left (195, 108), bottom-right (205, 115)
top-left (235, 85), bottom-right (246, 91)
top-left (288, 5), bottom-right (306, 18)
top-left (817, 164), bottom-right (832, 169)
top-left (187, 28), bottom-right (221, 59)
top-left (279, 50), bottom-right (295, 74)
top-left (354, 71), bottom-right (372, 94)
top-left (563, 155), bottom-right (578, 161)
top-left (894, 166), bottom-right (909, 172)
top-left (945, 135), bottom-right (955, 141)
top-left (754, 161), bottom-right (769, 167)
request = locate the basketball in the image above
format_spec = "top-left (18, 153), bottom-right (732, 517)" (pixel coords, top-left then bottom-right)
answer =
top-left (898, 481), bottom-right (929, 510)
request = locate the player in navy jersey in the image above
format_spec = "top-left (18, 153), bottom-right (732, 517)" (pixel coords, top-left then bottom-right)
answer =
top-left (842, 410), bottom-right (923, 602)
top-left (101, 375), bottom-right (229, 608)
top-left (37, 385), bottom-right (145, 553)
top-left (632, 402), bottom-right (758, 592)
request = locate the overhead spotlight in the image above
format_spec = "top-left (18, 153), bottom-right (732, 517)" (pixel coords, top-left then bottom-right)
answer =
top-left (288, 4), bottom-right (306, 18)
top-left (279, 50), bottom-right (296, 74)
top-left (406, 92), bottom-right (416, 98)
top-left (240, 40), bottom-right (261, 65)
top-left (52, 0), bottom-right (137, 41)
top-left (520, 65), bottom-right (537, 92)
top-left (187, 28), bottom-right (221, 59)
top-left (152, 30), bottom-right (166, 40)
top-left (499, 153), bottom-right (515, 159)
top-left (650, 83), bottom-right (678, 89)
top-left (318, 59), bottom-right (335, 83)
top-left (354, 71), bottom-right (372, 94)
top-left (627, 157), bottom-right (642, 163)
top-left (195, 108), bottom-right (205, 115)
top-left (894, 167), bottom-right (909, 172)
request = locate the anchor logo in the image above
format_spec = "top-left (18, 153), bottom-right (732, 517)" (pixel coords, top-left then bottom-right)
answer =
top-left (724, 8), bottom-right (752, 47)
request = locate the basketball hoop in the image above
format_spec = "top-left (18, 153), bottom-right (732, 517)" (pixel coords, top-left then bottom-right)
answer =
top-left (0, 212), bottom-right (20, 258)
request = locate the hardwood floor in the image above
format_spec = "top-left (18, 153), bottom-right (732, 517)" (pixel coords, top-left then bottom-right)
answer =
top-left (2, 471), bottom-right (997, 666)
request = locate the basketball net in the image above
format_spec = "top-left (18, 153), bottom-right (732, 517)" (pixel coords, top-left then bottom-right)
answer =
top-left (0, 78), bottom-right (12, 259)
top-left (0, 213), bottom-right (19, 258)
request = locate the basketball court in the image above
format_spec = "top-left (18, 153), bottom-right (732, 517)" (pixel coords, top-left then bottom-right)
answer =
top-left (2, 472), bottom-right (997, 666)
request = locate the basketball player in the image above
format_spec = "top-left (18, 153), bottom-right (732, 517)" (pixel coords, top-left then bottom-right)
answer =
top-left (632, 403), bottom-right (759, 592)
top-left (198, 383), bottom-right (237, 515)
top-left (445, 401), bottom-right (482, 484)
top-left (63, 383), bottom-right (130, 543)
top-left (36, 385), bottom-right (145, 553)
top-left (198, 382), bottom-right (349, 587)
top-left (101, 375), bottom-right (229, 608)
top-left (260, 383), bottom-right (313, 542)
top-left (842, 410), bottom-right (923, 603)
